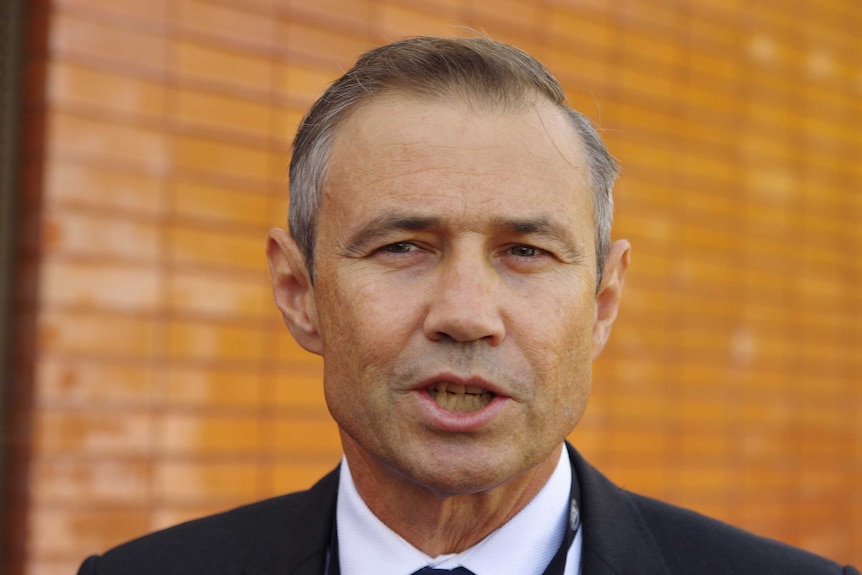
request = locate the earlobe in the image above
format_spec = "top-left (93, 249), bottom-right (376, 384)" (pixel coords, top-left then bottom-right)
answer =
top-left (592, 239), bottom-right (631, 359)
top-left (266, 228), bottom-right (323, 355)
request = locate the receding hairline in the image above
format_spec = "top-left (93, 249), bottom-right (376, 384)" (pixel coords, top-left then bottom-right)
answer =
top-left (322, 87), bottom-right (590, 175)
top-left (287, 36), bottom-right (617, 287)
top-left (319, 89), bottom-right (595, 221)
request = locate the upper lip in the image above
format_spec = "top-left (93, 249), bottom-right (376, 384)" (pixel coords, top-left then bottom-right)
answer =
top-left (414, 373), bottom-right (509, 398)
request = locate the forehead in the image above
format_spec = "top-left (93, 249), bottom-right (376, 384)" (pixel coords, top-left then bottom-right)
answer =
top-left (332, 93), bottom-right (585, 165)
top-left (322, 94), bottom-right (593, 232)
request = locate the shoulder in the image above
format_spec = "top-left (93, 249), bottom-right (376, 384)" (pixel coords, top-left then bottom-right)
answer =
top-left (77, 468), bottom-right (339, 575)
top-left (567, 445), bottom-right (856, 575)
top-left (628, 490), bottom-right (854, 574)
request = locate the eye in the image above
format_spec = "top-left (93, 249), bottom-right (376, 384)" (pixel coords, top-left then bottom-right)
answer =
top-left (382, 242), bottom-right (416, 254)
top-left (500, 243), bottom-right (556, 273)
top-left (372, 241), bottom-right (430, 269)
top-left (508, 245), bottom-right (540, 257)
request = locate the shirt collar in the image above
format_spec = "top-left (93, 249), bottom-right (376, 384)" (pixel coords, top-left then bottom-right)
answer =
top-left (335, 445), bottom-right (577, 575)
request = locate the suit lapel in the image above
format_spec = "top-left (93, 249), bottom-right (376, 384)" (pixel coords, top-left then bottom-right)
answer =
top-left (241, 467), bottom-right (340, 575)
top-left (568, 445), bottom-right (671, 575)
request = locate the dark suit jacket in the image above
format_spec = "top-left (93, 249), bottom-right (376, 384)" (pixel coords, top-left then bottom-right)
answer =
top-left (78, 445), bottom-right (858, 574)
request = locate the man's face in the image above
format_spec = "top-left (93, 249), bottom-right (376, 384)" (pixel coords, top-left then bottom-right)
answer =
top-left (270, 94), bottom-right (627, 496)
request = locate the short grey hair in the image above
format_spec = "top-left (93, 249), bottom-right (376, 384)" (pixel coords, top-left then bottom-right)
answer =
top-left (288, 36), bottom-right (618, 286)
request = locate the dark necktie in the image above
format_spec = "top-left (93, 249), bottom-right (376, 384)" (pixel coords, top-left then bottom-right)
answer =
top-left (411, 568), bottom-right (476, 575)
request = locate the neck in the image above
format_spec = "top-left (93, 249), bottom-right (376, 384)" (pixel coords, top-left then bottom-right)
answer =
top-left (342, 437), bottom-right (562, 557)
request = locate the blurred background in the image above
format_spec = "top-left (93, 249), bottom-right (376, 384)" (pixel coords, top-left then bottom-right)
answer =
top-left (0, 0), bottom-right (859, 573)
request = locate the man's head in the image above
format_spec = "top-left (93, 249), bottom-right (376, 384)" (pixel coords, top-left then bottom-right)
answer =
top-left (267, 36), bottom-right (630, 501)
top-left (287, 36), bottom-right (619, 288)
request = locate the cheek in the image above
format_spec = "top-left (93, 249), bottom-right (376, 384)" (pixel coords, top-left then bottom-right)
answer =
top-left (525, 294), bottom-right (595, 397)
top-left (525, 289), bottom-right (595, 352)
top-left (317, 277), bottom-right (418, 377)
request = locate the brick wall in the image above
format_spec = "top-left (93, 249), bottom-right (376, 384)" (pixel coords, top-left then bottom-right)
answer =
top-left (6, 0), bottom-right (861, 573)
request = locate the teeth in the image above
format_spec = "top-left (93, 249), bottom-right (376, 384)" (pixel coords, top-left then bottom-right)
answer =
top-left (448, 383), bottom-right (465, 394)
top-left (428, 382), bottom-right (494, 413)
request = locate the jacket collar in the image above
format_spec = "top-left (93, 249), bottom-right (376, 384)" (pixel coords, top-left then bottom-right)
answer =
top-left (568, 444), bottom-right (670, 574)
top-left (241, 446), bottom-right (671, 575)
top-left (241, 465), bottom-right (340, 575)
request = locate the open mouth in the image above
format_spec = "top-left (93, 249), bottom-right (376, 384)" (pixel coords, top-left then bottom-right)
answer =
top-left (427, 382), bottom-right (495, 413)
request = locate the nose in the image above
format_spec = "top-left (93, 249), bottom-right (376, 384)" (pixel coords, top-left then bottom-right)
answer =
top-left (422, 253), bottom-right (506, 345)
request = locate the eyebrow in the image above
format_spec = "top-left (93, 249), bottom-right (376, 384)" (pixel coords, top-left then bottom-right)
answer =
top-left (342, 213), bottom-right (442, 255)
top-left (491, 215), bottom-right (583, 262)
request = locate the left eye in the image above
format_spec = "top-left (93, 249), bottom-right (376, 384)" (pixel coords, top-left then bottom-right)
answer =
top-left (382, 242), bottom-right (415, 253)
top-left (509, 245), bottom-right (539, 257)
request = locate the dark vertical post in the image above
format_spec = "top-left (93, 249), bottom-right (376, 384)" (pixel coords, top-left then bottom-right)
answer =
top-left (1, 1), bottom-right (44, 573)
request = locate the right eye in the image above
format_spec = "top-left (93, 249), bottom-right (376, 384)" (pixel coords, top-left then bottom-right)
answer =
top-left (382, 242), bottom-right (417, 254)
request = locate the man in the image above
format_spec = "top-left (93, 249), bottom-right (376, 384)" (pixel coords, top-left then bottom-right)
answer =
top-left (78, 37), bottom-right (857, 575)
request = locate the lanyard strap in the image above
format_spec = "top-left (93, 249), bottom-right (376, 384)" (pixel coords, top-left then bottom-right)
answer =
top-left (327, 456), bottom-right (581, 575)
top-left (542, 457), bottom-right (581, 575)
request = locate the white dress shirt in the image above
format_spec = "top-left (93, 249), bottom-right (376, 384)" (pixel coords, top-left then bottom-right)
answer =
top-left (335, 445), bottom-right (582, 575)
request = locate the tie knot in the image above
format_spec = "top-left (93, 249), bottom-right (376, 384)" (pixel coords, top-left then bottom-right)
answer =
top-left (411, 568), bottom-right (475, 575)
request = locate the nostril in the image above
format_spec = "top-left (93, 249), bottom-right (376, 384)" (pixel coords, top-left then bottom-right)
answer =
top-left (423, 310), bottom-right (505, 345)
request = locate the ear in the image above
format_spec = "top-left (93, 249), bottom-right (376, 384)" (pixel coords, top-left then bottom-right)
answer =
top-left (266, 228), bottom-right (323, 355)
top-left (592, 239), bottom-right (631, 359)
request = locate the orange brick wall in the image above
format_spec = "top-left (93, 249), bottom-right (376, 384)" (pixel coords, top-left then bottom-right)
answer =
top-left (6, 0), bottom-right (861, 573)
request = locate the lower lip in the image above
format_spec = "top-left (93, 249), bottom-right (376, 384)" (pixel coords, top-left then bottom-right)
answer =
top-left (413, 389), bottom-right (510, 432)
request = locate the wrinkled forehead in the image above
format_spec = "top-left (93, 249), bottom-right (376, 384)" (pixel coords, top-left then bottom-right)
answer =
top-left (327, 89), bottom-right (588, 174)
top-left (319, 93), bottom-right (594, 236)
